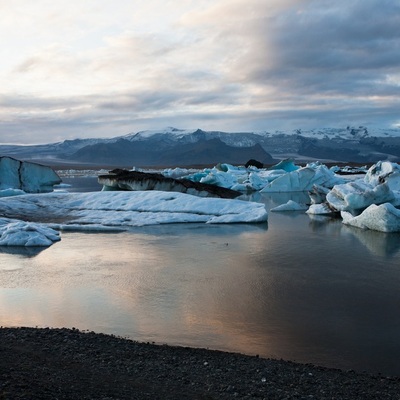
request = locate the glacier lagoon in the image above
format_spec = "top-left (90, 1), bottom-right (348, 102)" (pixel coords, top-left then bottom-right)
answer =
top-left (1, 177), bottom-right (400, 376)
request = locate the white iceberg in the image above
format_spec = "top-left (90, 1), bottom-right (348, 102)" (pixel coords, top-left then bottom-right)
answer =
top-left (341, 203), bottom-right (400, 233)
top-left (0, 218), bottom-right (61, 246)
top-left (0, 191), bottom-right (268, 232)
top-left (364, 161), bottom-right (400, 191)
top-left (326, 181), bottom-right (395, 212)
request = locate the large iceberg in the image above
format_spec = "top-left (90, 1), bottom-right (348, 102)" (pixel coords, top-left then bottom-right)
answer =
top-left (0, 191), bottom-right (268, 232)
top-left (0, 156), bottom-right (61, 193)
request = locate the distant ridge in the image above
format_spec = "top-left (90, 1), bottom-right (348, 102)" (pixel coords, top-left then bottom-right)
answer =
top-left (71, 137), bottom-right (276, 167)
top-left (1, 126), bottom-right (400, 166)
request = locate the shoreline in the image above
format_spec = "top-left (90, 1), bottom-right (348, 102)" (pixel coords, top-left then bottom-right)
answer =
top-left (1, 327), bottom-right (399, 399)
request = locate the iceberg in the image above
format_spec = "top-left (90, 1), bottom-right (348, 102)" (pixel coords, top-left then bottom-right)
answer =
top-left (326, 181), bottom-right (395, 212)
top-left (308, 184), bottom-right (330, 205)
top-left (306, 160), bottom-right (400, 232)
top-left (199, 170), bottom-right (239, 190)
top-left (341, 203), bottom-right (400, 233)
top-left (364, 161), bottom-right (400, 191)
top-left (0, 218), bottom-right (60, 246)
top-left (0, 156), bottom-right (61, 193)
top-left (0, 191), bottom-right (268, 232)
top-left (260, 164), bottom-right (344, 193)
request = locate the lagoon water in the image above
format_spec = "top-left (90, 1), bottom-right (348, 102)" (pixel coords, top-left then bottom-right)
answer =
top-left (1, 177), bottom-right (400, 375)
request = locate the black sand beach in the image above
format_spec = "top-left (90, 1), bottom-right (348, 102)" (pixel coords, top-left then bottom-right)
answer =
top-left (1, 327), bottom-right (399, 399)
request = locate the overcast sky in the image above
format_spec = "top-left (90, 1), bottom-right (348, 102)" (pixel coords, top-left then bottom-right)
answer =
top-left (1, 0), bottom-right (399, 144)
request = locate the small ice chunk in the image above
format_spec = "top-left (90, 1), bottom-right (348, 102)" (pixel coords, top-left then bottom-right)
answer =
top-left (0, 219), bottom-right (61, 246)
top-left (306, 203), bottom-right (337, 215)
top-left (271, 200), bottom-right (308, 212)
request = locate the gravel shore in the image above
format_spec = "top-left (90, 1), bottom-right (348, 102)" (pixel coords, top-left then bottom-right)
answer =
top-left (1, 327), bottom-right (399, 399)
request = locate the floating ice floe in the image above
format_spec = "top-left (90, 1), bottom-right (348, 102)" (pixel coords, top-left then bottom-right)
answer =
top-left (0, 218), bottom-right (61, 246)
top-left (341, 203), bottom-right (400, 233)
top-left (0, 191), bottom-right (268, 234)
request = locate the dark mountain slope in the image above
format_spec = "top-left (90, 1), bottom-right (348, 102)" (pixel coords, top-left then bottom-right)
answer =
top-left (70, 138), bottom-right (275, 167)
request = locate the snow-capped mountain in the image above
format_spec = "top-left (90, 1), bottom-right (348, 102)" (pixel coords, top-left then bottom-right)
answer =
top-left (1, 126), bottom-right (400, 167)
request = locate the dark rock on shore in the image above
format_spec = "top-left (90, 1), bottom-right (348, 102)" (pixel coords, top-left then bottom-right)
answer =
top-left (1, 327), bottom-right (399, 400)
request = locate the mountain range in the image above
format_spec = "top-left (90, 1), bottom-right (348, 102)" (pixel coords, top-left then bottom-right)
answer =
top-left (1, 126), bottom-right (400, 167)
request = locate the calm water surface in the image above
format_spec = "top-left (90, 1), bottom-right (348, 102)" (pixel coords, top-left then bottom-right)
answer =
top-left (1, 178), bottom-right (400, 375)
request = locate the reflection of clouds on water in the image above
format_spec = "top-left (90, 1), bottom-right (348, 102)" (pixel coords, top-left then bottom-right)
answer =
top-left (342, 226), bottom-right (400, 258)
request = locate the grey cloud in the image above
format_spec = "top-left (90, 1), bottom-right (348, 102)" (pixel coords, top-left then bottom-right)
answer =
top-left (1, 0), bottom-right (399, 144)
top-left (243, 0), bottom-right (400, 82)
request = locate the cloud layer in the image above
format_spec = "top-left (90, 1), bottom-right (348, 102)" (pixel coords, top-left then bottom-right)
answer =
top-left (1, 0), bottom-right (399, 143)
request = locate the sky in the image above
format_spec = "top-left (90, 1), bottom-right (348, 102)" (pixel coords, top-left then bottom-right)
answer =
top-left (1, 0), bottom-right (400, 144)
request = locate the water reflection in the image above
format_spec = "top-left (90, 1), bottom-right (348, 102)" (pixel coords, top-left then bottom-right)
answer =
top-left (0, 219), bottom-right (400, 375)
top-left (1, 186), bottom-right (400, 375)
top-left (342, 226), bottom-right (400, 257)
